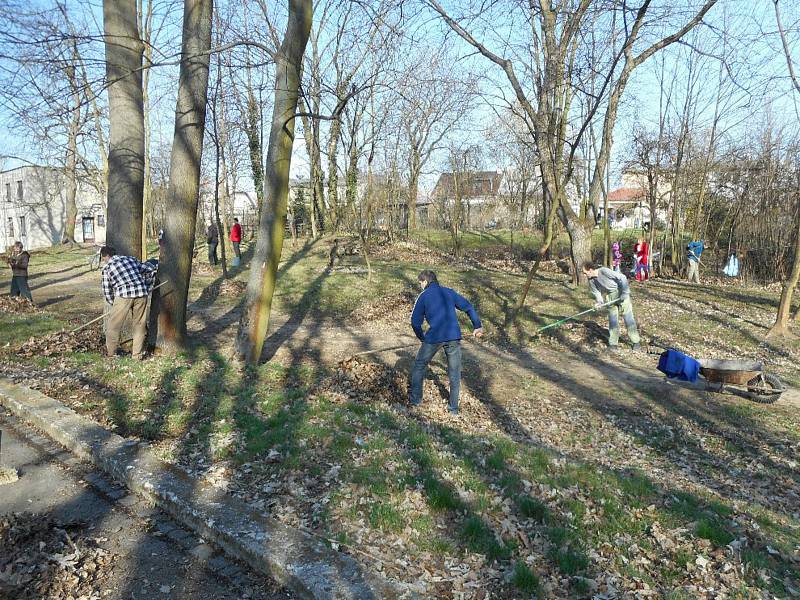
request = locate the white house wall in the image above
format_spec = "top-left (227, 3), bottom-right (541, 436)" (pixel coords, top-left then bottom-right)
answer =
top-left (1, 166), bottom-right (105, 251)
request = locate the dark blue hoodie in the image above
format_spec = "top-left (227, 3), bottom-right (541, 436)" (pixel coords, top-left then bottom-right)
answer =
top-left (411, 282), bottom-right (481, 344)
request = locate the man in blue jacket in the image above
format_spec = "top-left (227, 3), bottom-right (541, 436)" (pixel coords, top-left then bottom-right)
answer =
top-left (686, 239), bottom-right (704, 283)
top-left (410, 270), bottom-right (482, 414)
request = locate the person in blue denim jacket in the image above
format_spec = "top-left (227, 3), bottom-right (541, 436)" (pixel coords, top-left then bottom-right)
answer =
top-left (409, 270), bottom-right (482, 414)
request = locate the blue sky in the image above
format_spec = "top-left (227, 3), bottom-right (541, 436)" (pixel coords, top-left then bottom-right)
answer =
top-left (1, 0), bottom-right (798, 195)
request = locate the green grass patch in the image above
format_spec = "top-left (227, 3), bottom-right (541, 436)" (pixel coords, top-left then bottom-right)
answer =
top-left (549, 545), bottom-right (589, 576)
top-left (694, 518), bottom-right (735, 547)
top-left (619, 471), bottom-right (657, 501)
top-left (519, 497), bottom-right (549, 522)
top-left (368, 502), bottom-right (405, 532)
top-left (0, 313), bottom-right (66, 347)
top-left (511, 561), bottom-right (539, 594)
top-left (461, 516), bottom-right (511, 561)
top-left (422, 475), bottom-right (462, 511)
top-left (349, 462), bottom-right (391, 497)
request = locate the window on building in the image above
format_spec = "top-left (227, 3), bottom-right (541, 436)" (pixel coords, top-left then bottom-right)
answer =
top-left (16, 180), bottom-right (23, 202)
top-left (5, 183), bottom-right (10, 202)
top-left (18, 216), bottom-right (26, 238)
top-left (6, 217), bottom-right (13, 238)
top-left (97, 214), bottom-right (105, 227)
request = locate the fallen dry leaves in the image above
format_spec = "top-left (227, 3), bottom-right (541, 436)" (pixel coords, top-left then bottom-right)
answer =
top-left (349, 290), bottom-right (416, 325)
top-left (0, 513), bottom-right (115, 600)
top-left (17, 325), bottom-right (105, 358)
top-left (0, 296), bottom-right (41, 314)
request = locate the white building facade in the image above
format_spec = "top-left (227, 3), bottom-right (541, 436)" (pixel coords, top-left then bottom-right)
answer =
top-left (0, 165), bottom-right (106, 251)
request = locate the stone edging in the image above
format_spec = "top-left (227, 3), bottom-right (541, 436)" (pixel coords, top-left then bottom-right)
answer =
top-left (0, 379), bottom-right (414, 600)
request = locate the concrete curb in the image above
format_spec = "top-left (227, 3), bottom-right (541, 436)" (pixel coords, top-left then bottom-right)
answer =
top-left (0, 379), bottom-right (414, 600)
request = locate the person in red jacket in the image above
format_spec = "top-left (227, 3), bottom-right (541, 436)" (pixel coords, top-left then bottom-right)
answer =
top-left (634, 238), bottom-right (650, 281)
top-left (230, 218), bottom-right (242, 258)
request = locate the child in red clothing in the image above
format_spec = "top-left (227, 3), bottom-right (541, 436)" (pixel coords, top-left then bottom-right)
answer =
top-left (634, 238), bottom-right (650, 281)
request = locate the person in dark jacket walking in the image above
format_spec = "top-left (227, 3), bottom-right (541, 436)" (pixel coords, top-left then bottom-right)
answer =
top-left (206, 222), bottom-right (219, 265)
top-left (7, 241), bottom-right (32, 302)
top-left (410, 270), bottom-right (482, 414)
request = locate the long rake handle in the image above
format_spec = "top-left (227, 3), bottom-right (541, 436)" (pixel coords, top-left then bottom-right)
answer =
top-left (535, 299), bottom-right (619, 333)
top-left (350, 335), bottom-right (482, 358)
top-left (70, 281), bottom-right (167, 334)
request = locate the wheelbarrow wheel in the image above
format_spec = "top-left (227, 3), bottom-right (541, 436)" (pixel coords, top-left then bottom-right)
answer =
top-left (746, 373), bottom-right (784, 404)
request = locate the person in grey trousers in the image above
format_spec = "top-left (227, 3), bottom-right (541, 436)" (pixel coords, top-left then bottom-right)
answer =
top-left (582, 260), bottom-right (641, 350)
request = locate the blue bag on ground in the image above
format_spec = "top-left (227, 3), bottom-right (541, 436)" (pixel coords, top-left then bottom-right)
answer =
top-left (657, 349), bottom-right (701, 383)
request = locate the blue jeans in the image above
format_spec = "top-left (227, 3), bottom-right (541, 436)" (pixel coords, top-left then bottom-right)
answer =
top-left (10, 275), bottom-right (32, 302)
top-left (410, 340), bottom-right (462, 411)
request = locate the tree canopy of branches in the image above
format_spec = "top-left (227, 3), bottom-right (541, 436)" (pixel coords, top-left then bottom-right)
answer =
top-left (425, 0), bottom-right (718, 285)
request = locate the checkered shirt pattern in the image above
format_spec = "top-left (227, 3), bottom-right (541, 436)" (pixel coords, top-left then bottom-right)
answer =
top-left (101, 255), bottom-right (157, 305)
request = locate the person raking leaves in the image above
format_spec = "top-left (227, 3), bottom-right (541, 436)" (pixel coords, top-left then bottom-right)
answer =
top-left (100, 246), bottom-right (157, 360)
top-left (582, 260), bottom-right (641, 351)
top-left (410, 270), bottom-right (482, 415)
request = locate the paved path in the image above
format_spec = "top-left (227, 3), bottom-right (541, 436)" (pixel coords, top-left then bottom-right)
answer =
top-left (0, 408), bottom-right (291, 600)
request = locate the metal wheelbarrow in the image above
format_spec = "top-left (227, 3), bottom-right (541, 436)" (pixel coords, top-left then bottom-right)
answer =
top-left (697, 358), bottom-right (785, 403)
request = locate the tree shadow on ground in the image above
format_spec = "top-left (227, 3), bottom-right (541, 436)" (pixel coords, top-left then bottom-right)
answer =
top-left (473, 338), bottom-right (800, 509)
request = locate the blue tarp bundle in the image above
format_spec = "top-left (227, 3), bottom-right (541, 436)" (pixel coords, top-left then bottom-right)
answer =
top-left (657, 349), bottom-right (701, 383)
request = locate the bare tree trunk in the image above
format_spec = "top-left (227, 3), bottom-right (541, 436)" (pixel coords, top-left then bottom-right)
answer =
top-left (768, 213), bottom-right (800, 336)
top-left (213, 143), bottom-right (228, 279)
top-left (244, 84), bottom-right (265, 214)
top-left (563, 216), bottom-right (593, 284)
top-left (139, 0), bottom-right (153, 255)
top-left (63, 52), bottom-right (80, 244)
top-left (327, 118), bottom-right (341, 230)
top-left (212, 70), bottom-right (229, 278)
top-left (603, 159), bottom-right (610, 266)
top-left (770, 0), bottom-right (800, 333)
top-left (157, 0), bottom-right (214, 350)
top-left (299, 109), bottom-right (323, 237)
top-left (235, 0), bottom-right (312, 364)
top-left (104, 0), bottom-right (145, 258)
top-left (408, 149), bottom-right (420, 231)
top-left (217, 94), bottom-right (232, 274)
top-left (512, 190), bottom-right (558, 321)
top-left (64, 139), bottom-right (78, 243)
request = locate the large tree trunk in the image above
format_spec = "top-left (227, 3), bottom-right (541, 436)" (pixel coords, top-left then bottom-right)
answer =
top-left (104, 0), bottom-right (145, 258)
top-left (64, 141), bottom-right (78, 244)
top-left (562, 210), bottom-right (594, 284)
top-left (139, 0), bottom-right (153, 255)
top-left (63, 55), bottom-right (80, 244)
top-left (244, 84), bottom-right (265, 215)
top-left (157, 0), bottom-right (214, 350)
top-left (235, 0), bottom-right (312, 364)
top-left (217, 91), bottom-right (232, 274)
top-left (768, 212), bottom-right (800, 337)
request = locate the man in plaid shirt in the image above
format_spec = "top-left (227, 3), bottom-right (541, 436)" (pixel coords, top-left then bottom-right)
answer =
top-left (100, 246), bottom-right (157, 359)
